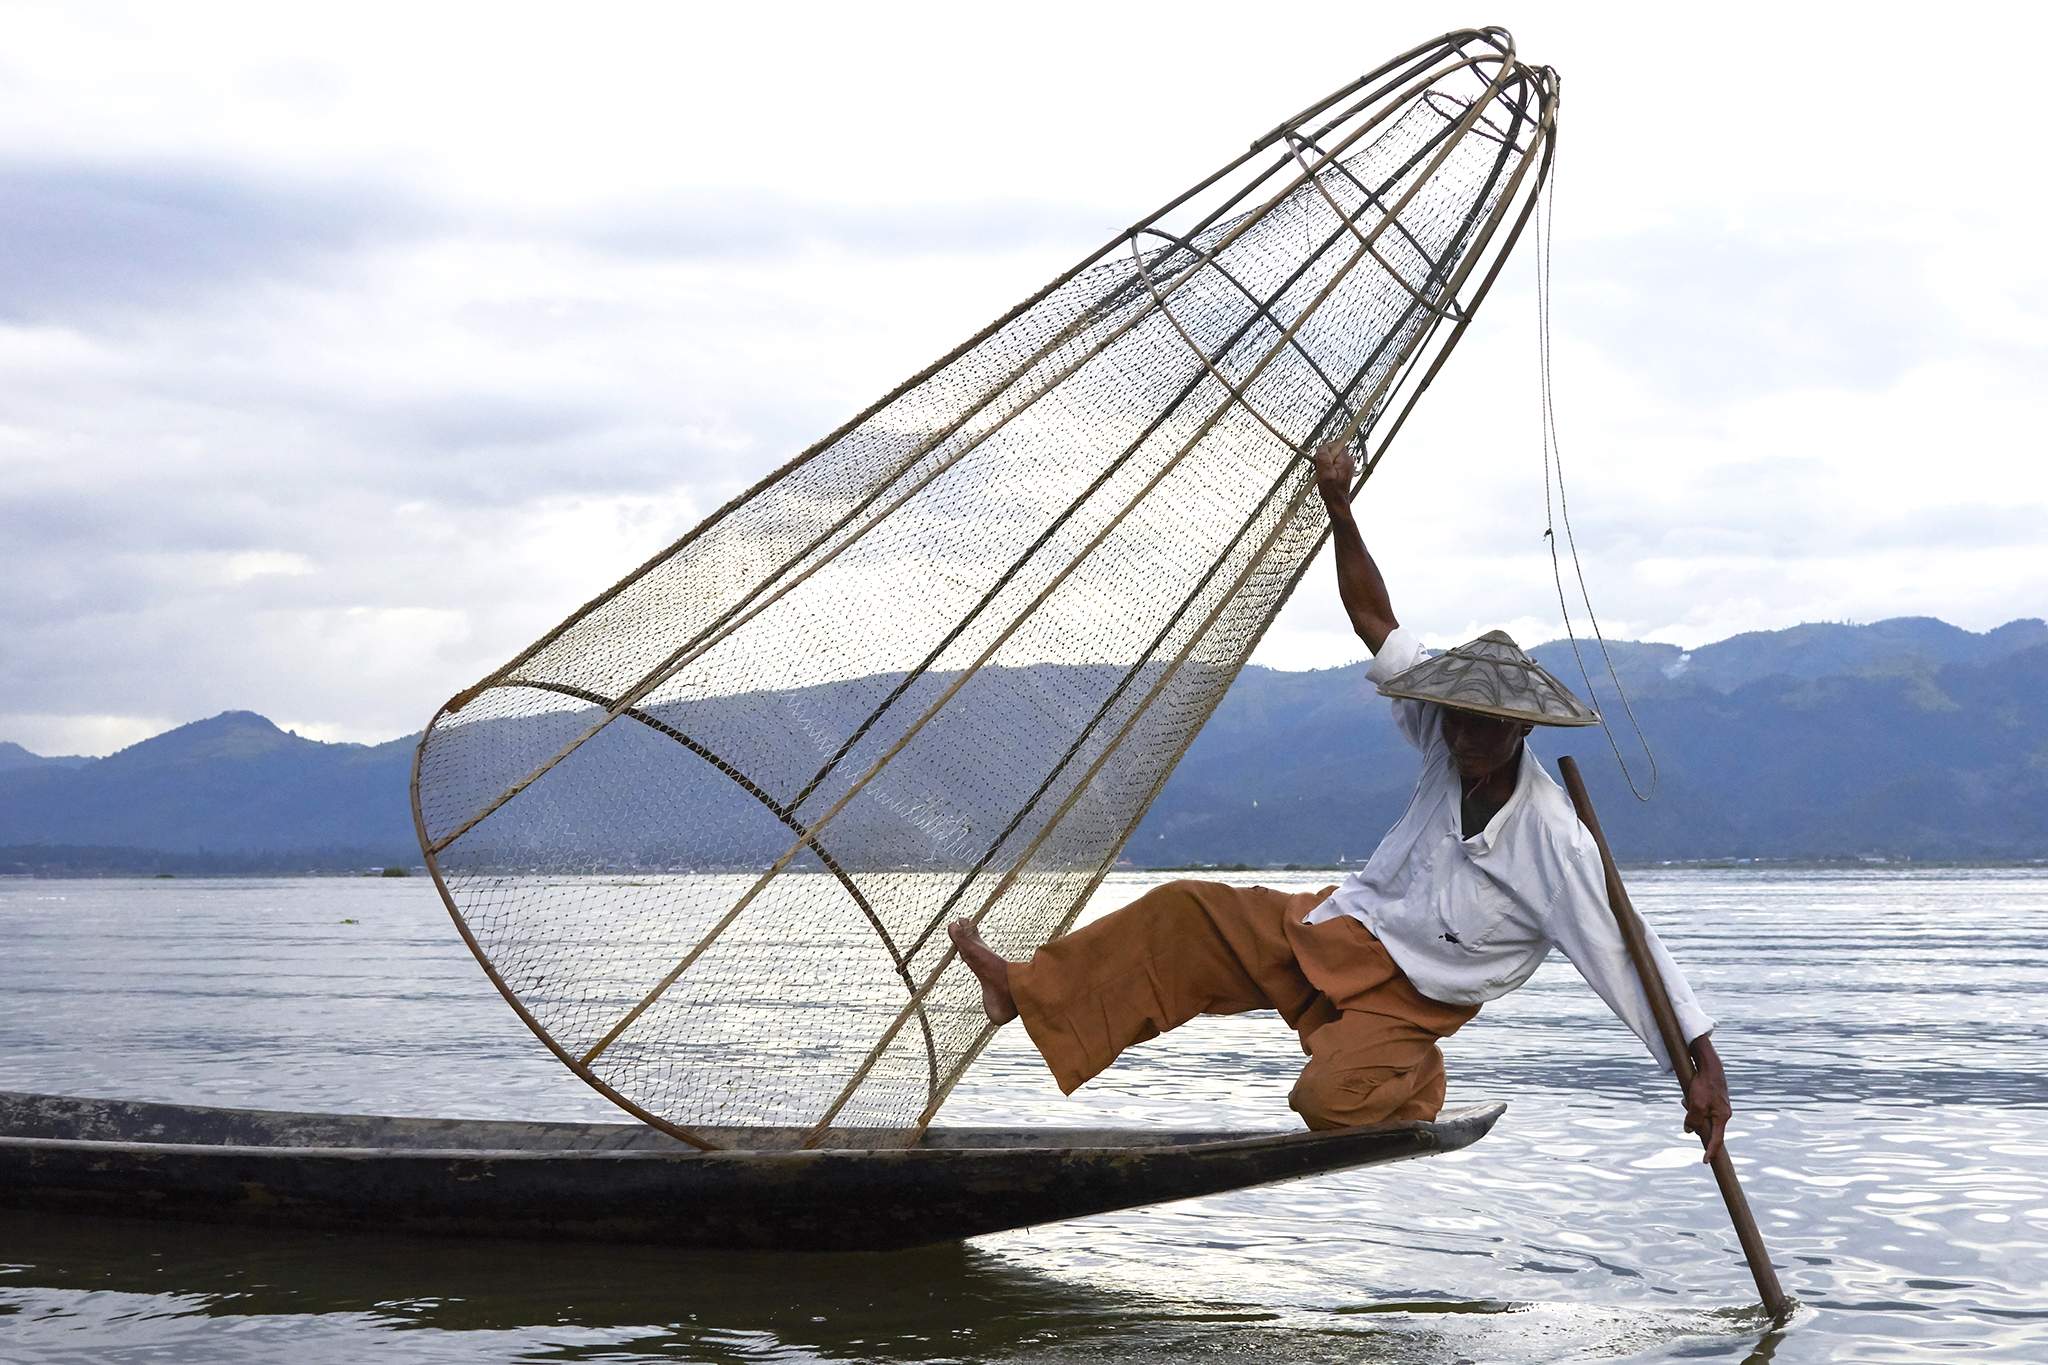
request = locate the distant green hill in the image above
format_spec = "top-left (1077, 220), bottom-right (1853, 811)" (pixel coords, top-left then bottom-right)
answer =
top-left (2, 617), bottom-right (2043, 874)
top-left (1137, 622), bottom-right (2048, 865)
top-left (0, 741), bottom-right (89, 772)
top-left (0, 714), bottom-right (420, 873)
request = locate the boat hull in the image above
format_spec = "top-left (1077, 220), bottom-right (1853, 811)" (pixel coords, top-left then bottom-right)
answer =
top-left (0, 1091), bottom-right (1504, 1250)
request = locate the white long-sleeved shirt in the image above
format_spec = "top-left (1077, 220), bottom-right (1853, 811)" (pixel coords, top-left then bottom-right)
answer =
top-left (1306, 626), bottom-right (1714, 1070)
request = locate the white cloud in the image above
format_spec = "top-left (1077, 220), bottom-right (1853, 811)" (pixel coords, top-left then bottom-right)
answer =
top-left (1, 2), bottom-right (2043, 753)
top-left (218, 551), bottom-right (313, 584)
top-left (0, 712), bottom-right (178, 758)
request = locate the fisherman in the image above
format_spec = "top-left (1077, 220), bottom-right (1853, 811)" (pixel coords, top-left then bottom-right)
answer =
top-left (951, 438), bottom-right (1733, 1160)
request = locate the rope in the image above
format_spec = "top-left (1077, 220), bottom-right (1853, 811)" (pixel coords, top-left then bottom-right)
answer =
top-left (1533, 147), bottom-right (1659, 801)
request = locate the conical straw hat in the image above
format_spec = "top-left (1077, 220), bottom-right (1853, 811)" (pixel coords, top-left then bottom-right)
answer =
top-left (1376, 630), bottom-right (1600, 727)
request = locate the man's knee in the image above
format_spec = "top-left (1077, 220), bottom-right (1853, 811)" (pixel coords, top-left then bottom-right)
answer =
top-left (1151, 878), bottom-right (1217, 908)
top-left (1289, 1049), bottom-right (1445, 1130)
top-left (1126, 879), bottom-right (1233, 939)
top-left (1289, 1058), bottom-right (1388, 1130)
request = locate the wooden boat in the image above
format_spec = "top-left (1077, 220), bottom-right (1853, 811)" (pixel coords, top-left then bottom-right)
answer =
top-left (0, 1090), bottom-right (1503, 1251)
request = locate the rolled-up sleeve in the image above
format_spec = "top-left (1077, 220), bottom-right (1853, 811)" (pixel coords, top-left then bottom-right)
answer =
top-left (1367, 626), bottom-right (1438, 752)
top-left (1542, 835), bottom-right (1715, 1071)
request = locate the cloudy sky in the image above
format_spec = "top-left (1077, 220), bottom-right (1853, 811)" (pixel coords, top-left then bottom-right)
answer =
top-left (3, 3), bottom-right (2042, 755)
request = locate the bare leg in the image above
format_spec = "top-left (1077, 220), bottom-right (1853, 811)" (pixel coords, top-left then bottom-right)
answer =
top-left (947, 919), bottom-right (1018, 1024)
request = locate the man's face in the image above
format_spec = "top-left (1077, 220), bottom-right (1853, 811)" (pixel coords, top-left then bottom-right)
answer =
top-left (1440, 707), bottom-right (1533, 782)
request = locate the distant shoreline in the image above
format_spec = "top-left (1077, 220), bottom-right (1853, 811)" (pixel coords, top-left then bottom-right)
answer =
top-left (1136, 858), bottom-right (2048, 873)
top-left (6, 858), bottom-right (2045, 881)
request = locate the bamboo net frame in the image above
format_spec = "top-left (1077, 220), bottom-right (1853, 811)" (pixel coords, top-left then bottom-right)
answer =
top-left (411, 28), bottom-right (1559, 1150)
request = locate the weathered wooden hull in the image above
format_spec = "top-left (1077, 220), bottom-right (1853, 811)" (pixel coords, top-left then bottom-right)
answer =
top-left (0, 1091), bottom-right (1503, 1251)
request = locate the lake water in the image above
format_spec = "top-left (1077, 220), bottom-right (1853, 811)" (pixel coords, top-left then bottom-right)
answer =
top-left (1, 867), bottom-right (2044, 1362)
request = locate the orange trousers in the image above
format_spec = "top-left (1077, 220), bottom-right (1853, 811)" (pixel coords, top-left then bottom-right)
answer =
top-left (1008, 879), bottom-right (1479, 1129)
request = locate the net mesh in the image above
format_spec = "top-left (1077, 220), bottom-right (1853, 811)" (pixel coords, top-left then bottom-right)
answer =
top-left (413, 32), bottom-right (1556, 1149)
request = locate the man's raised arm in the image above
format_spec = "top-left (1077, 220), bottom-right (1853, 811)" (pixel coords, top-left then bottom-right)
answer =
top-left (1314, 439), bottom-right (1398, 653)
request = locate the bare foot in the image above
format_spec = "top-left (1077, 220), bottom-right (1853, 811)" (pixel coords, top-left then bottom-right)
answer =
top-left (948, 918), bottom-right (1018, 1025)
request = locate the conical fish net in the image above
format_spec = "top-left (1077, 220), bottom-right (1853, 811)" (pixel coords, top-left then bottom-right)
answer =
top-left (412, 29), bottom-right (1557, 1148)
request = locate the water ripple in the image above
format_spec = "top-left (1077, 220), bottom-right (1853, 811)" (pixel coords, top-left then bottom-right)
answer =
top-left (2, 869), bottom-right (2046, 1362)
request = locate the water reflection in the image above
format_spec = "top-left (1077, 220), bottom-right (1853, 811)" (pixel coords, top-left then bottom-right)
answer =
top-left (0, 1212), bottom-right (1153, 1357)
top-left (0, 1208), bottom-right (1789, 1365)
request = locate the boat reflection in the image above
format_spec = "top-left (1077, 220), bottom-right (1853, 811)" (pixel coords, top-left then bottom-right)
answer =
top-left (0, 1208), bottom-right (1641, 1364)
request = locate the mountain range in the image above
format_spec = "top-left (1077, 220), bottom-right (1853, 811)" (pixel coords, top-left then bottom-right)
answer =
top-left (3, 615), bottom-right (2044, 874)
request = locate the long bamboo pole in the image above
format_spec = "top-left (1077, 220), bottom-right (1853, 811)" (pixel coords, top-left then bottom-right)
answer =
top-left (1556, 755), bottom-right (1791, 1320)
